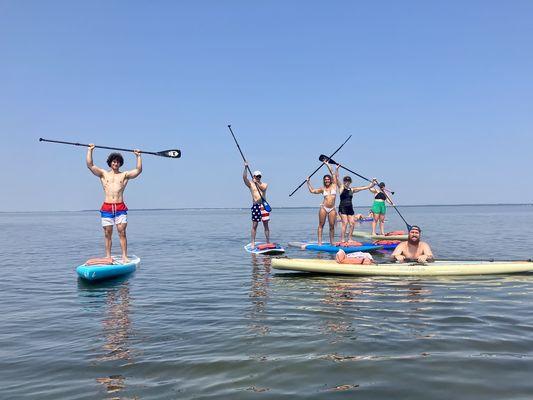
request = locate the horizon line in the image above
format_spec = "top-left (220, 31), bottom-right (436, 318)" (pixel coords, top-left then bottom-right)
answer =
top-left (0, 203), bottom-right (532, 213)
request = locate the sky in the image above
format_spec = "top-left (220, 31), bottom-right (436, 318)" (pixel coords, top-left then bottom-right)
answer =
top-left (0, 0), bottom-right (532, 212)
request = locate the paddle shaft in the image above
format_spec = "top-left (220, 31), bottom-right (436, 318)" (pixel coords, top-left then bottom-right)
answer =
top-left (289, 134), bottom-right (352, 197)
top-left (340, 165), bottom-right (394, 195)
top-left (40, 138), bottom-right (168, 157)
top-left (227, 125), bottom-right (270, 209)
top-left (377, 188), bottom-right (412, 230)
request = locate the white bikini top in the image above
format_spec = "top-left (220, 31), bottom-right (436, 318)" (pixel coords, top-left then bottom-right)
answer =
top-left (323, 187), bottom-right (337, 197)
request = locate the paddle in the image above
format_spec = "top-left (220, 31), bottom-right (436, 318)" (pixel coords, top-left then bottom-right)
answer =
top-left (39, 138), bottom-right (181, 158)
top-left (289, 135), bottom-right (352, 197)
top-left (319, 154), bottom-right (395, 195)
top-left (319, 154), bottom-right (412, 230)
top-left (227, 125), bottom-right (272, 212)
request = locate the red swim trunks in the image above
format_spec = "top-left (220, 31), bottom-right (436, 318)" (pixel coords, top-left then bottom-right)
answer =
top-left (100, 202), bottom-right (128, 226)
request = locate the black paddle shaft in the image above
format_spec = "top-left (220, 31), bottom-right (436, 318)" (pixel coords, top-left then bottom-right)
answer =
top-left (319, 155), bottom-right (395, 195)
top-left (39, 138), bottom-right (181, 158)
top-left (289, 134), bottom-right (352, 197)
top-left (226, 125), bottom-right (270, 210)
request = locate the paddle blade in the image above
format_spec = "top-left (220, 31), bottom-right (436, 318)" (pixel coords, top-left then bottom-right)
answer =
top-left (262, 201), bottom-right (272, 213)
top-left (157, 149), bottom-right (181, 158)
top-left (319, 154), bottom-right (338, 165)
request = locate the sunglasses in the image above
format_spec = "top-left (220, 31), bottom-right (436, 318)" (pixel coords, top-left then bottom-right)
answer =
top-left (254, 175), bottom-right (262, 179)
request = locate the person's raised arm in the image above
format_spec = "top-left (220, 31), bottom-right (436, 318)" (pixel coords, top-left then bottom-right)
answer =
top-left (125, 150), bottom-right (143, 180)
top-left (335, 165), bottom-right (342, 189)
top-left (323, 160), bottom-right (335, 177)
top-left (352, 178), bottom-right (378, 193)
top-left (242, 163), bottom-right (251, 188)
top-left (86, 144), bottom-right (104, 177)
top-left (307, 177), bottom-right (321, 194)
top-left (368, 186), bottom-right (378, 195)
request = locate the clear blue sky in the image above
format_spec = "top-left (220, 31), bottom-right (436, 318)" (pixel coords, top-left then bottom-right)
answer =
top-left (0, 1), bottom-right (531, 211)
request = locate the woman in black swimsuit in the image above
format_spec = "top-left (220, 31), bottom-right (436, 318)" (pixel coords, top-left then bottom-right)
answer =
top-left (336, 169), bottom-right (377, 242)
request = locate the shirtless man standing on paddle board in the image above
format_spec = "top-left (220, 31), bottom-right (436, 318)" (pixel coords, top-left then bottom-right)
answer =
top-left (391, 226), bottom-right (434, 263)
top-left (243, 162), bottom-right (270, 249)
top-left (87, 144), bottom-right (142, 262)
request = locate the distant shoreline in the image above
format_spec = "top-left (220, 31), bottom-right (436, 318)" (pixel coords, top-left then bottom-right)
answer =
top-left (1, 203), bottom-right (531, 213)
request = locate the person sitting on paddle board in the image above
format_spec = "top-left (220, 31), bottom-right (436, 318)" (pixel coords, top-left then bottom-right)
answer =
top-left (306, 161), bottom-right (338, 245)
top-left (86, 144), bottom-right (142, 262)
top-left (368, 182), bottom-right (394, 236)
top-left (243, 163), bottom-right (270, 249)
top-left (391, 226), bottom-right (434, 263)
top-left (335, 169), bottom-right (378, 242)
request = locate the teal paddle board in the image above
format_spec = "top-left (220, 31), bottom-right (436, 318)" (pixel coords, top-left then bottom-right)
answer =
top-left (76, 255), bottom-right (140, 281)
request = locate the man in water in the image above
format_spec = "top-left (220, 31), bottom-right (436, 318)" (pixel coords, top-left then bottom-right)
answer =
top-left (86, 144), bottom-right (142, 262)
top-left (243, 162), bottom-right (270, 248)
top-left (391, 226), bottom-right (434, 263)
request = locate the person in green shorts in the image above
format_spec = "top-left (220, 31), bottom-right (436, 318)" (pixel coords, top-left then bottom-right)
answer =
top-left (368, 182), bottom-right (394, 236)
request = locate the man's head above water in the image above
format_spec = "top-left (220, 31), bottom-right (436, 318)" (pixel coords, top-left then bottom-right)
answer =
top-left (408, 225), bottom-right (422, 243)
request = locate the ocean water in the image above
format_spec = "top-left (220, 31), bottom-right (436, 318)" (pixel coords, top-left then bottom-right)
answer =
top-left (1, 205), bottom-right (533, 399)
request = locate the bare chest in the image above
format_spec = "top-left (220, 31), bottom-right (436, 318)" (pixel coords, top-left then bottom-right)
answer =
top-left (101, 172), bottom-right (127, 188)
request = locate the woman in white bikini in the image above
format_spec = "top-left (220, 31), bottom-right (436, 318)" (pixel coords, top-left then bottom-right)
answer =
top-left (306, 161), bottom-right (338, 245)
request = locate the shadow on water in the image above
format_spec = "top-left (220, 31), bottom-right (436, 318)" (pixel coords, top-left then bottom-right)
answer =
top-left (77, 276), bottom-right (136, 398)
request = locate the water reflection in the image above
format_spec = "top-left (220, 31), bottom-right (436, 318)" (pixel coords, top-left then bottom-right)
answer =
top-left (77, 278), bottom-right (135, 398)
top-left (248, 254), bottom-right (272, 336)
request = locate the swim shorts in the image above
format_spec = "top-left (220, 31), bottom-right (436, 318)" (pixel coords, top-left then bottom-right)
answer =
top-left (100, 202), bottom-right (128, 227)
top-left (251, 203), bottom-right (270, 222)
top-left (371, 200), bottom-right (386, 215)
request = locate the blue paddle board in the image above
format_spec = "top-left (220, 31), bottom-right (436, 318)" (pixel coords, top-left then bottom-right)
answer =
top-left (362, 242), bottom-right (399, 250)
top-left (288, 242), bottom-right (383, 253)
top-left (245, 242), bottom-right (286, 255)
top-left (76, 255), bottom-right (140, 281)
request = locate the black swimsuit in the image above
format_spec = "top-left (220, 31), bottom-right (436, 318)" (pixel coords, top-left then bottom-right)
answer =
top-left (338, 188), bottom-right (355, 215)
top-left (375, 192), bottom-right (387, 200)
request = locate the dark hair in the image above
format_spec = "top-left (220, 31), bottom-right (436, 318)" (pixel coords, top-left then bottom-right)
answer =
top-left (343, 176), bottom-right (352, 182)
top-left (107, 152), bottom-right (124, 167)
top-left (379, 182), bottom-right (386, 188)
top-left (323, 174), bottom-right (332, 184)
top-left (410, 225), bottom-right (422, 233)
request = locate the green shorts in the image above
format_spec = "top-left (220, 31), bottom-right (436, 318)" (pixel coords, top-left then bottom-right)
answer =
top-left (371, 200), bottom-right (386, 215)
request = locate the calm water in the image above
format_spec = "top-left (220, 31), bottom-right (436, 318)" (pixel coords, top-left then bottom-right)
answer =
top-left (1, 205), bottom-right (533, 399)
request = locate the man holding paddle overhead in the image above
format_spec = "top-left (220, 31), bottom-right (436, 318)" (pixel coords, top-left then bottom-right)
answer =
top-left (243, 162), bottom-right (270, 249)
top-left (86, 144), bottom-right (142, 262)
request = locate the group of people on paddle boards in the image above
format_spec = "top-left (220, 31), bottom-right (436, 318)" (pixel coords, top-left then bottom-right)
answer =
top-left (241, 159), bottom-right (434, 263)
top-left (83, 145), bottom-right (433, 265)
top-left (306, 160), bottom-right (393, 245)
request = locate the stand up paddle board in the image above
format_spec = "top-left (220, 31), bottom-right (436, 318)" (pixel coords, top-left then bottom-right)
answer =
top-left (245, 242), bottom-right (286, 255)
top-left (272, 258), bottom-right (533, 276)
top-left (352, 231), bottom-right (408, 241)
top-left (288, 242), bottom-right (383, 253)
top-left (76, 255), bottom-right (140, 281)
